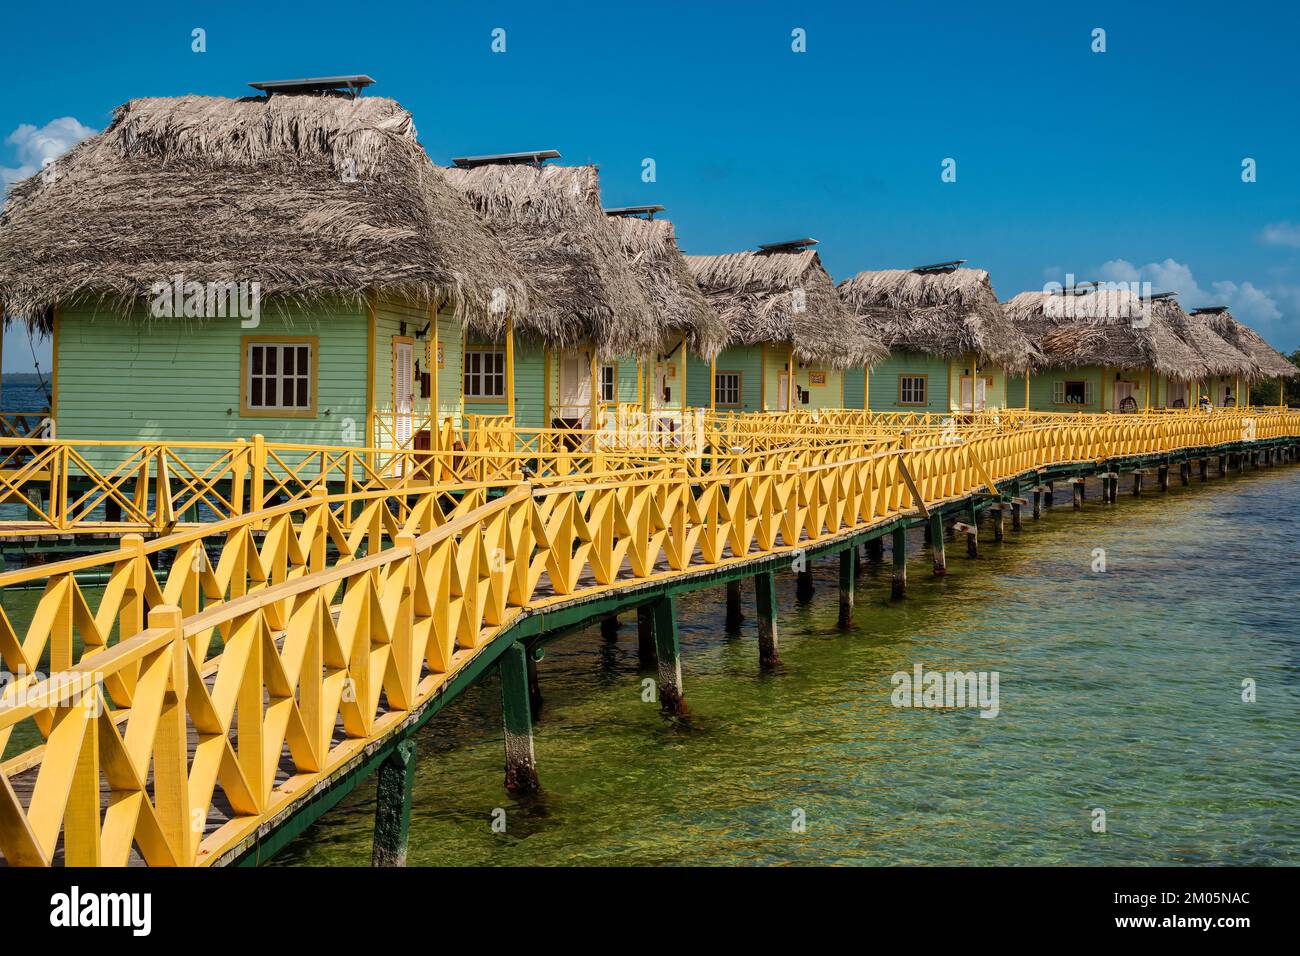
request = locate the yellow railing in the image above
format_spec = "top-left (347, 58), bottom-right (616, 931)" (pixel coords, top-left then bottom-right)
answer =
top-left (1, 408), bottom-right (1297, 865)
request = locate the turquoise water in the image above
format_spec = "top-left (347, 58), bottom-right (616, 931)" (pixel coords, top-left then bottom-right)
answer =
top-left (272, 463), bottom-right (1300, 866)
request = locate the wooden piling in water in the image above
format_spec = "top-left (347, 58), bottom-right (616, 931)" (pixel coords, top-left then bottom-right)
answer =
top-left (929, 513), bottom-right (947, 576)
top-left (992, 504), bottom-right (1005, 541)
top-left (796, 567), bottom-right (815, 603)
top-left (1158, 464), bottom-right (1169, 492)
top-left (500, 642), bottom-right (540, 793)
top-left (754, 570), bottom-right (781, 669)
top-left (526, 650), bottom-right (543, 716)
top-left (866, 537), bottom-right (884, 563)
top-left (838, 549), bottom-right (855, 628)
top-left (1044, 481), bottom-right (1054, 507)
top-left (637, 604), bottom-right (655, 667)
top-left (1012, 500), bottom-right (1023, 531)
top-left (652, 595), bottom-right (687, 714)
top-left (725, 579), bottom-right (744, 632)
top-left (1200, 458), bottom-right (1209, 482)
top-left (891, 527), bottom-right (907, 598)
top-left (371, 738), bottom-right (417, 867)
top-left (1032, 487), bottom-right (1042, 519)
top-left (1131, 471), bottom-right (1143, 496)
top-left (1072, 478), bottom-right (1084, 510)
top-left (1180, 461), bottom-right (1190, 485)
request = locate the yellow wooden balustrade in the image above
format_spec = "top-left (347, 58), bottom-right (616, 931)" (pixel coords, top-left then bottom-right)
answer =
top-left (1, 408), bottom-right (1297, 865)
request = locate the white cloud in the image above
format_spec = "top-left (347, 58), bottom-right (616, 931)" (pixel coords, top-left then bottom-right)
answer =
top-left (1259, 222), bottom-right (1300, 248)
top-left (1084, 256), bottom-right (1294, 344)
top-left (1, 117), bottom-right (96, 193)
top-left (1210, 280), bottom-right (1282, 323)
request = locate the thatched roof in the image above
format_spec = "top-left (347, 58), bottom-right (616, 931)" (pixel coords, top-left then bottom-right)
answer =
top-left (1149, 297), bottom-right (1257, 378)
top-left (1192, 307), bottom-right (1298, 379)
top-left (683, 249), bottom-right (885, 369)
top-left (609, 215), bottom-right (728, 360)
top-left (442, 162), bottom-right (659, 357)
top-left (837, 267), bottom-right (1037, 372)
top-left (0, 93), bottom-right (531, 334)
top-left (1003, 288), bottom-right (1209, 378)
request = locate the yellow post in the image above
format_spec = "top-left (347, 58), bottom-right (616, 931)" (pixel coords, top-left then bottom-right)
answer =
top-left (505, 313), bottom-right (515, 420)
top-left (543, 348), bottom-right (552, 427)
top-left (365, 293), bottom-right (376, 448)
top-left (429, 303), bottom-right (439, 433)
top-left (709, 353), bottom-right (717, 412)
top-left (51, 304), bottom-right (60, 422)
top-left (787, 346), bottom-right (795, 412)
top-left (680, 334), bottom-right (687, 419)
top-left (589, 347), bottom-right (598, 430)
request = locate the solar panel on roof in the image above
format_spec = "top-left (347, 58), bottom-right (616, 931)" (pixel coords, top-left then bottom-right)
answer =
top-left (1190, 306), bottom-right (1229, 314)
top-left (604, 205), bottom-right (666, 218)
top-left (912, 259), bottom-right (966, 273)
top-left (248, 75), bottom-right (375, 96)
top-left (450, 150), bottom-right (561, 168)
top-left (757, 238), bottom-right (817, 253)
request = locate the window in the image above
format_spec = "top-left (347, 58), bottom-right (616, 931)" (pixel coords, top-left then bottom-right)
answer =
top-left (464, 348), bottom-right (506, 400)
top-left (899, 374), bottom-right (928, 405)
top-left (715, 371), bottom-right (742, 407)
top-left (1053, 379), bottom-right (1093, 405)
top-left (599, 364), bottom-right (617, 403)
top-left (242, 338), bottom-right (316, 417)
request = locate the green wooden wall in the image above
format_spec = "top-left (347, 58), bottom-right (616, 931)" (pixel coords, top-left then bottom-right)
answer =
top-left (56, 298), bottom-right (369, 465)
top-left (861, 351), bottom-right (951, 412)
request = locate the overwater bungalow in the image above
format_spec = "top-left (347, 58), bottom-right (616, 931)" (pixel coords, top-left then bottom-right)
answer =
top-left (1191, 305), bottom-right (1298, 405)
top-left (444, 153), bottom-right (709, 433)
top-left (683, 239), bottom-right (886, 413)
top-left (0, 76), bottom-right (531, 455)
top-left (604, 205), bottom-right (727, 426)
top-left (1154, 293), bottom-right (1257, 406)
top-left (1002, 286), bottom-right (1212, 411)
top-left (837, 262), bottom-right (1037, 413)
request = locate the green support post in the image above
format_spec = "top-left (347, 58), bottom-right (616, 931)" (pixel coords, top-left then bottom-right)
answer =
top-left (725, 578), bottom-right (744, 632)
top-left (929, 512), bottom-right (946, 576)
top-left (371, 738), bottom-right (416, 867)
top-left (796, 565), bottom-right (815, 603)
top-left (891, 527), bottom-right (907, 599)
top-left (754, 570), bottom-right (781, 669)
top-left (838, 548), bottom-right (855, 628)
top-left (637, 604), bottom-right (656, 667)
top-left (500, 642), bottom-right (540, 793)
top-left (653, 595), bottom-right (688, 714)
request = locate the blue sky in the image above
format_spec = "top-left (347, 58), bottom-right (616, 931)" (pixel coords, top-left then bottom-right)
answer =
top-left (3, 0), bottom-right (1300, 371)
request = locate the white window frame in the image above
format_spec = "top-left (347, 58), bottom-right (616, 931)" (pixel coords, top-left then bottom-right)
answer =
top-left (598, 363), bottom-right (617, 403)
top-left (899, 374), bottom-right (927, 406)
top-left (1054, 379), bottom-right (1093, 405)
top-left (242, 338), bottom-right (316, 417)
top-left (464, 347), bottom-right (506, 401)
top-left (714, 371), bottom-right (742, 407)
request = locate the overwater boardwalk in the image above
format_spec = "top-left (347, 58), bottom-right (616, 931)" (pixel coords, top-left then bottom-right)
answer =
top-left (1, 409), bottom-right (1298, 866)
